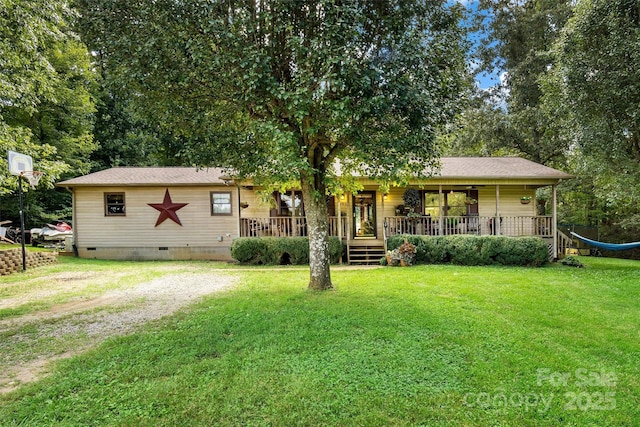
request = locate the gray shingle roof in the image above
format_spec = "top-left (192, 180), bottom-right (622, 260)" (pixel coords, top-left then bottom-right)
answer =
top-left (57, 167), bottom-right (230, 187)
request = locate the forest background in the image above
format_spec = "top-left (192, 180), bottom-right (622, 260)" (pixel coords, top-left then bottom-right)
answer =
top-left (1, 0), bottom-right (639, 259)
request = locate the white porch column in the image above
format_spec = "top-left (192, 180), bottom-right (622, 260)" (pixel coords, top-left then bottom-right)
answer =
top-left (495, 185), bottom-right (501, 236)
top-left (553, 184), bottom-right (558, 259)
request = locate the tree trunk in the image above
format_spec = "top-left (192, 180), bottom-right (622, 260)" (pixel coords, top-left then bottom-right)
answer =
top-left (301, 173), bottom-right (333, 290)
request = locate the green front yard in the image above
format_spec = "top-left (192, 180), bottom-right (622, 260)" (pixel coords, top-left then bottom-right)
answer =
top-left (1, 257), bottom-right (638, 426)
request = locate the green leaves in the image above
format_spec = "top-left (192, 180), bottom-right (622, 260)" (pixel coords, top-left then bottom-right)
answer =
top-left (79, 0), bottom-right (467, 184)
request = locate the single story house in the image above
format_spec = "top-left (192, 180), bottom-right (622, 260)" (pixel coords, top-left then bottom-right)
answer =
top-left (57, 157), bottom-right (573, 263)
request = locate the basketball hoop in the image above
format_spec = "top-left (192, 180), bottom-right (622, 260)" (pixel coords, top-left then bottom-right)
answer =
top-left (20, 171), bottom-right (43, 189)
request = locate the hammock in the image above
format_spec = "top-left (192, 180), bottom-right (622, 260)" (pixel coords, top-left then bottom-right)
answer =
top-left (570, 232), bottom-right (640, 251)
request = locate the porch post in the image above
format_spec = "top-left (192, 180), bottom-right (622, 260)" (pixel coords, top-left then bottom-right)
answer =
top-left (553, 184), bottom-right (558, 260)
top-left (495, 185), bottom-right (501, 236)
top-left (337, 195), bottom-right (343, 265)
top-left (237, 186), bottom-right (242, 237)
top-left (292, 190), bottom-right (297, 236)
top-left (438, 185), bottom-right (443, 235)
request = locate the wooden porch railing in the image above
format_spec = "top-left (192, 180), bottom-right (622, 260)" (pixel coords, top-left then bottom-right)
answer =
top-left (384, 215), bottom-right (554, 238)
top-left (240, 215), bottom-right (554, 239)
top-left (240, 217), bottom-right (348, 238)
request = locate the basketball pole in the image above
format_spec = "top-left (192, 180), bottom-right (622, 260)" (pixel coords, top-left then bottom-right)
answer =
top-left (18, 173), bottom-right (27, 271)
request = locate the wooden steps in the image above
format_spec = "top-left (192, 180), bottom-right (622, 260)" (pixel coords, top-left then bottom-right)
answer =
top-left (348, 241), bottom-right (385, 265)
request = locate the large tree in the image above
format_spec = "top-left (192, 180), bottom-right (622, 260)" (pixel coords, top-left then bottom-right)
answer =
top-left (79, 0), bottom-right (467, 289)
top-left (553, 0), bottom-right (640, 165)
top-left (545, 0), bottom-right (640, 243)
top-left (1, 0), bottom-right (96, 228)
top-left (454, 0), bottom-right (573, 166)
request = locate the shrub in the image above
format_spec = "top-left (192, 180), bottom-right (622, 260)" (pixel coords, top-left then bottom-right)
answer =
top-left (231, 237), bottom-right (344, 265)
top-left (387, 235), bottom-right (548, 267)
top-left (561, 255), bottom-right (584, 268)
top-left (397, 239), bottom-right (417, 266)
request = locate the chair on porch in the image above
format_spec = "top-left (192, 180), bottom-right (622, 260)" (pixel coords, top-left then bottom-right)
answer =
top-left (467, 215), bottom-right (480, 235)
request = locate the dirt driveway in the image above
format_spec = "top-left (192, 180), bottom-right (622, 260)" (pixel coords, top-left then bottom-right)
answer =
top-left (0, 269), bottom-right (237, 394)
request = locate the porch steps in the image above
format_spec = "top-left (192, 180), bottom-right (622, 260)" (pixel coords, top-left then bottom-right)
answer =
top-left (348, 243), bottom-right (386, 265)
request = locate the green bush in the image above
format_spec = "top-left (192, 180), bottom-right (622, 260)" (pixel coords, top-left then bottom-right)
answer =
top-left (561, 255), bottom-right (584, 268)
top-left (387, 234), bottom-right (549, 267)
top-left (231, 237), bottom-right (344, 265)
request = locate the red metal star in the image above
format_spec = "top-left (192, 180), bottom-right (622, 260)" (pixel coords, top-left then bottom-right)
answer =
top-left (148, 189), bottom-right (188, 226)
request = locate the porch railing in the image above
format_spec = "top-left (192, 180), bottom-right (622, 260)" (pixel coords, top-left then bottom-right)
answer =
top-left (384, 215), bottom-right (554, 238)
top-left (241, 215), bottom-right (554, 239)
top-left (240, 216), bottom-right (349, 238)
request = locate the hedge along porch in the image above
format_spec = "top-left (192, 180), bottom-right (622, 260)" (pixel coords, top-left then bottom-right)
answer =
top-left (238, 157), bottom-right (573, 263)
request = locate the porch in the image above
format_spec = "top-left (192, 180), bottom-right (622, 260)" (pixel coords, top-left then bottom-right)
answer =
top-left (240, 215), bottom-right (554, 239)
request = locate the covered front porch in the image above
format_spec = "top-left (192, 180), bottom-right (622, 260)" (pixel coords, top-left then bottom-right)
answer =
top-left (239, 214), bottom-right (554, 239)
top-left (237, 157), bottom-right (572, 262)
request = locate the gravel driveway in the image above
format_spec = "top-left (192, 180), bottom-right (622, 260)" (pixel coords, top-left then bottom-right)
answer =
top-left (0, 271), bottom-right (237, 393)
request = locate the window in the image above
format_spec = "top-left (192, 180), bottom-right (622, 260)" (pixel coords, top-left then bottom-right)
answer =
top-left (423, 190), bottom-right (478, 217)
top-left (105, 193), bottom-right (126, 216)
top-left (424, 192), bottom-right (443, 217)
top-left (446, 192), bottom-right (468, 216)
top-left (211, 192), bottom-right (232, 215)
top-left (275, 191), bottom-right (304, 216)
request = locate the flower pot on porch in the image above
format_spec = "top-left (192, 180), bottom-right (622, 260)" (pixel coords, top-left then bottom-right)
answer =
top-left (520, 197), bottom-right (532, 204)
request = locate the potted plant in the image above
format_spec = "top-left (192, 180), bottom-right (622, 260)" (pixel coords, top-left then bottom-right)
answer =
top-left (386, 249), bottom-right (401, 266)
top-left (397, 239), bottom-right (417, 266)
top-left (402, 188), bottom-right (421, 213)
top-left (520, 196), bottom-right (532, 204)
top-left (464, 197), bottom-right (477, 205)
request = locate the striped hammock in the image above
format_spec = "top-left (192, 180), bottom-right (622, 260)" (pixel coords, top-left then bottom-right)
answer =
top-left (570, 232), bottom-right (640, 251)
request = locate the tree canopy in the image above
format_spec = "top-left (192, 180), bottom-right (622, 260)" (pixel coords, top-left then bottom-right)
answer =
top-left (79, 0), bottom-right (469, 288)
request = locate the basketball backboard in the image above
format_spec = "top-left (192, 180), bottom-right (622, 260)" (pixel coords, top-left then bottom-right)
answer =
top-left (7, 150), bottom-right (33, 176)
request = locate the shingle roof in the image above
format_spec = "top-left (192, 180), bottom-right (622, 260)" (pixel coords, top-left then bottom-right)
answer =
top-left (57, 158), bottom-right (572, 187)
top-left (57, 167), bottom-right (230, 187)
top-left (437, 157), bottom-right (573, 179)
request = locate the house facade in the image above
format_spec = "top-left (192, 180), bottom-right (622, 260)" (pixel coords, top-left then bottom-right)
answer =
top-left (57, 157), bottom-right (572, 262)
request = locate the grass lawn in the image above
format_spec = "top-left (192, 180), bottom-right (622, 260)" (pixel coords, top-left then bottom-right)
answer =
top-left (0, 257), bottom-right (638, 426)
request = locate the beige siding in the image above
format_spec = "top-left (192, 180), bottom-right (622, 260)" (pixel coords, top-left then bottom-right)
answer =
top-left (239, 187), bottom-right (270, 217)
top-left (477, 186), bottom-right (536, 217)
top-left (73, 186), bottom-right (239, 259)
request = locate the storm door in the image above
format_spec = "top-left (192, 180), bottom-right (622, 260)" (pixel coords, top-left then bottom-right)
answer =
top-left (353, 191), bottom-right (376, 238)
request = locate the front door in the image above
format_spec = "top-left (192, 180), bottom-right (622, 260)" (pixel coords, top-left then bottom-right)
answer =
top-left (353, 191), bottom-right (376, 238)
